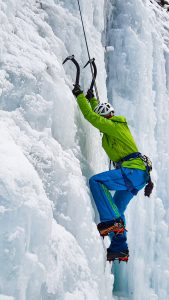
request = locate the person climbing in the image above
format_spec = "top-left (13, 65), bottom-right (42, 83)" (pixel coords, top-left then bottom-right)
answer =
top-left (63, 56), bottom-right (153, 262)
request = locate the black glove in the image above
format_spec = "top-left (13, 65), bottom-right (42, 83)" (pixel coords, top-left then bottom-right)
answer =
top-left (86, 89), bottom-right (94, 100)
top-left (72, 84), bottom-right (83, 97)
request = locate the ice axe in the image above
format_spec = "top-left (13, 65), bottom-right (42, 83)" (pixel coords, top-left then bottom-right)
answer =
top-left (83, 58), bottom-right (97, 92)
top-left (62, 55), bottom-right (80, 86)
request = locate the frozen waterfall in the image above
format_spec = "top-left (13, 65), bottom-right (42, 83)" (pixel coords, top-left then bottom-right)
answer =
top-left (0, 0), bottom-right (169, 299)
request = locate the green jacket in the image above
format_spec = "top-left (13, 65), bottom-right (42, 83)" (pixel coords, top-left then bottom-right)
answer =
top-left (77, 93), bottom-right (146, 170)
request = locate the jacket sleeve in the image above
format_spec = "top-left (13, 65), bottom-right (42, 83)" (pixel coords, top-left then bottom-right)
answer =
top-left (89, 97), bottom-right (99, 111)
top-left (76, 93), bottom-right (119, 137)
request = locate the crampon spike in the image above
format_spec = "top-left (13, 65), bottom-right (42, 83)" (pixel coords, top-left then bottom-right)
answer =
top-left (107, 256), bottom-right (129, 263)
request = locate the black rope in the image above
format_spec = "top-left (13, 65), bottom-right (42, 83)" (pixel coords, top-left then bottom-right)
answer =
top-left (77, 0), bottom-right (99, 101)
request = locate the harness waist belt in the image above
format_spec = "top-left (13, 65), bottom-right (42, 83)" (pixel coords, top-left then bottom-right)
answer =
top-left (114, 152), bottom-right (141, 169)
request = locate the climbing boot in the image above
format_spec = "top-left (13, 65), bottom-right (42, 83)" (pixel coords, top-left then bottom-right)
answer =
top-left (107, 249), bottom-right (129, 262)
top-left (97, 218), bottom-right (126, 237)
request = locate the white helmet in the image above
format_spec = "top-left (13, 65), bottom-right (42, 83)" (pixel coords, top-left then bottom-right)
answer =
top-left (94, 103), bottom-right (115, 116)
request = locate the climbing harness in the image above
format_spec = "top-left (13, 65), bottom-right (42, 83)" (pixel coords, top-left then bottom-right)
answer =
top-left (76, 0), bottom-right (99, 100)
top-left (113, 152), bottom-right (152, 172)
top-left (111, 152), bottom-right (153, 197)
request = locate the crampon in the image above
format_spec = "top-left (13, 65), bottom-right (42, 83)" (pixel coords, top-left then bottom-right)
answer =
top-left (107, 256), bottom-right (129, 263)
top-left (107, 250), bottom-right (129, 263)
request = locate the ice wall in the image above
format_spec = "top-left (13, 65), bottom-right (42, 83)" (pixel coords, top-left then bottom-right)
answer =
top-left (105, 0), bottom-right (169, 299)
top-left (0, 0), bottom-right (113, 299)
top-left (1, 0), bottom-right (169, 299)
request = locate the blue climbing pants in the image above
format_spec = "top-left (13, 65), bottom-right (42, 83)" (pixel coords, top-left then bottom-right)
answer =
top-left (89, 167), bottom-right (148, 252)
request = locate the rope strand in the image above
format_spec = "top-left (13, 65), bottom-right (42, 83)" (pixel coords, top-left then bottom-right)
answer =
top-left (77, 0), bottom-right (99, 101)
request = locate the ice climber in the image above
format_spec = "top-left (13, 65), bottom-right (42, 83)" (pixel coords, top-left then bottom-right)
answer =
top-left (72, 82), bottom-right (154, 262)
top-left (63, 55), bottom-right (153, 262)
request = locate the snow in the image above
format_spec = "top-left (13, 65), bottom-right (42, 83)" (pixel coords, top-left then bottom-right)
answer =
top-left (0, 0), bottom-right (169, 299)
